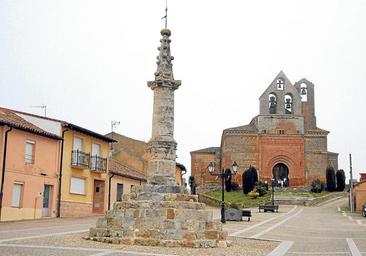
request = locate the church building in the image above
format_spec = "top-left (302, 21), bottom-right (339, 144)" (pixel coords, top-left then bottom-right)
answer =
top-left (191, 71), bottom-right (338, 187)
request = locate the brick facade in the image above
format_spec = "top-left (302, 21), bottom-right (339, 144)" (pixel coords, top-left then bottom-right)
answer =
top-left (191, 72), bottom-right (338, 187)
top-left (354, 181), bottom-right (366, 213)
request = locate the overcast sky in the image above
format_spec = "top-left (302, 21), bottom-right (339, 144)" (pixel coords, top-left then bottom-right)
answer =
top-left (1, 0), bottom-right (365, 181)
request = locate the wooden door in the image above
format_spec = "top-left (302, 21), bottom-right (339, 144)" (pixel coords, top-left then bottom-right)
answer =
top-left (93, 180), bottom-right (105, 214)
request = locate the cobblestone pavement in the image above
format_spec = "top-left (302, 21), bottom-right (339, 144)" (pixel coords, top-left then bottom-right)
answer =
top-left (0, 196), bottom-right (364, 255)
top-left (226, 197), bottom-right (366, 256)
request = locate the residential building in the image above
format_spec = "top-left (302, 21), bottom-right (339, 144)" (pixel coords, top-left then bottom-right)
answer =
top-left (0, 107), bottom-right (115, 219)
top-left (353, 180), bottom-right (366, 213)
top-left (0, 108), bottom-right (62, 221)
top-left (106, 132), bottom-right (186, 187)
top-left (107, 158), bottom-right (146, 210)
top-left (60, 124), bottom-right (115, 217)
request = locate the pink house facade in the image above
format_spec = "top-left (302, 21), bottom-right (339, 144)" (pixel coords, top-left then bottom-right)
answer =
top-left (0, 108), bottom-right (62, 221)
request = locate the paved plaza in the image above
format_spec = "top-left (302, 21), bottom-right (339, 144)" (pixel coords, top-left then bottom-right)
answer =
top-left (0, 196), bottom-right (365, 255)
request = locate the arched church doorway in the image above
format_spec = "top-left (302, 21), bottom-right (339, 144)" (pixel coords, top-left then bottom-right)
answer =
top-left (272, 163), bottom-right (289, 187)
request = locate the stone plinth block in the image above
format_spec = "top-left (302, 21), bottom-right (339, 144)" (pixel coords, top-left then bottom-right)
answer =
top-left (88, 190), bottom-right (228, 248)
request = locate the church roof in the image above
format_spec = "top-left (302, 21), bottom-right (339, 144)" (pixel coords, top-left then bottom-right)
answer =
top-left (224, 123), bottom-right (258, 133)
top-left (306, 127), bottom-right (330, 135)
top-left (190, 147), bottom-right (220, 154)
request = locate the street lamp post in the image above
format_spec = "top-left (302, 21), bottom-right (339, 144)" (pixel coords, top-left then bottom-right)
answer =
top-left (271, 178), bottom-right (275, 206)
top-left (207, 161), bottom-right (239, 224)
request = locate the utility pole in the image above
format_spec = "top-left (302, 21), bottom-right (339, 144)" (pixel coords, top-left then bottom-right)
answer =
top-left (349, 153), bottom-right (354, 213)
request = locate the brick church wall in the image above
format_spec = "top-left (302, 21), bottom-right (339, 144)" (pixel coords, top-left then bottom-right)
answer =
top-left (221, 133), bottom-right (258, 184)
top-left (259, 136), bottom-right (305, 186)
top-left (190, 152), bottom-right (219, 186)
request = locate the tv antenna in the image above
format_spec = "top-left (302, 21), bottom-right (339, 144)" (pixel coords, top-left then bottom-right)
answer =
top-left (30, 105), bottom-right (47, 117)
top-left (111, 121), bottom-right (120, 133)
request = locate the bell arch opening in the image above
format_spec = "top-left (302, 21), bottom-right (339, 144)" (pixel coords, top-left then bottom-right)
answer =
top-left (272, 163), bottom-right (289, 187)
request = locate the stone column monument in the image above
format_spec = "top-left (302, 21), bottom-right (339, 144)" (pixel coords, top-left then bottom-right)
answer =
top-left (146, 28), bottom-right (181, 189)
top-left (88, 27), bottom-right (228, 248)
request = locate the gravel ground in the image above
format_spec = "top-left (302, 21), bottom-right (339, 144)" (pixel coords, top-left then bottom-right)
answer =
top-left (7, 232), bottom-right (279, 256)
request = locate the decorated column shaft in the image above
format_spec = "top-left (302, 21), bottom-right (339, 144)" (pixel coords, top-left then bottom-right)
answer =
top-left (147, 28), bottom-right (181, 186)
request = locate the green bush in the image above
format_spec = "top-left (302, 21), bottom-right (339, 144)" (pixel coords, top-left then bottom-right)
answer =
top-left (248, 190), bottom-right (259, 199)
top-left (326, 166), bottom-right (336, 192)
top-left (311, 179), bottom-right (324, 193)
top-left (189, 176), bottom-right (196, 195)
top-left (229, 203), bottom-right (240, 209)
top-left (231, 182), bottom-right (240, 191)
top-left (336, 169), bottom-right (346, 191)
top-left (242, 167), bottom-right (258, 195)
top-left (255, 181), bottom-right (268, 197)
top-left (225, 168), bottom-right (232, 192)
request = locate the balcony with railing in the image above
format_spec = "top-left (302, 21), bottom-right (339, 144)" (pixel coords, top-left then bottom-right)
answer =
top-left (90, 155), bottom-right (107, 172)
top-left (71, 150), bottom-right (90, 169)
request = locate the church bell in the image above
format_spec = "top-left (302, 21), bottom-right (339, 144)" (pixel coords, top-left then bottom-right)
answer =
top-left (285, 99), bottom-right (292, 109)
top-left (301, 87), bottom-right (307, 95)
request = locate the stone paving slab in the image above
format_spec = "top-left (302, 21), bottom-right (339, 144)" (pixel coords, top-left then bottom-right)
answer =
top-left (2, 232), bottom-right (278, 256)
top-left (354, 238), bottom-right (366, 253)
top-left (0, 246), bottom-right (94, 256)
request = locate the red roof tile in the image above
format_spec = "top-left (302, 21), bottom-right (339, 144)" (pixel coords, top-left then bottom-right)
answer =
top-left (0, 108), bottom-right (61, 139)
top-left (108, 159), bottom-right (147, 181)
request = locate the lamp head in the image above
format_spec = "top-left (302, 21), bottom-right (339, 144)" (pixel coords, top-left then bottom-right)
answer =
top-left (232, 161), bottom-right (239, 174)
top-left (207, 162), bottom-right (215, 174)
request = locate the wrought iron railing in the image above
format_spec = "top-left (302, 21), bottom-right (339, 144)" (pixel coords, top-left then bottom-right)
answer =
top-left (90, 155), bottom-right (107, 172)
top-left (71, 150), bottom-right (90, 168)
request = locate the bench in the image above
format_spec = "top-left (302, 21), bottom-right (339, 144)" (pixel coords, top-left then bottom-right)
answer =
top-left (259, 204), bottom-right (279, 213)
top-left (242, 209), bottom-right (252, 221)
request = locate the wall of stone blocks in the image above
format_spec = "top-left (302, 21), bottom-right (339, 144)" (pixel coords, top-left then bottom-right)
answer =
top-left (254, 115), bottom-right (304, 135)
top-left (60, 200), bottom-right (93, 217)
top-left (328, 153), bottom-right (339, 171)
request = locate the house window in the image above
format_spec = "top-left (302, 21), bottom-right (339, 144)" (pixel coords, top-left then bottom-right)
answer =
top-left (25, 140), bottom-right (35, 164)
top-left (11, 183), bottom-right (23, 207)
top-left (91, 143), bottom-right (101, 170)
top-left (73, 137), bottom-right (83, 151)
top-left (70, 177), bottom-right (86, 195)
top-left (130, 185), bottom-right (135, 192)
top-left (116, 183), bottom-right (123, 202)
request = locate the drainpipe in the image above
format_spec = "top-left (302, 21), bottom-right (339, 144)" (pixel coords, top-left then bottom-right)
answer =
top-left (108, 173), bottom-right (115, 210)
top-left (56, 129), bottom-right (68, 218)
top-left (0, 126), bottom-right (13, 221)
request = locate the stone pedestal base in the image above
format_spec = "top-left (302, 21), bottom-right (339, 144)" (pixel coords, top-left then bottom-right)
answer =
top-left (88, 186), bottom-right (228, 248)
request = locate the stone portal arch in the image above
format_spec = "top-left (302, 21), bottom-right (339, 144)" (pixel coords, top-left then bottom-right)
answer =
top-left (272, 163), bottom-right (289, 187)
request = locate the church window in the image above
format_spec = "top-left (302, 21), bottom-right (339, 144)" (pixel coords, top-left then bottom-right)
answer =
top-left (276, 78), bottom-right (284, 90)
top-left (300, 83), bottom-right (307, 102)
top-left (285, 93), bottom-right (293, 114)
top-left (268, 93), bottom-right (277, 114)
top-left (277, 129), bottom-right (285, 135)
